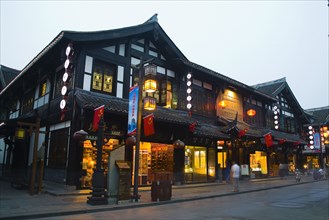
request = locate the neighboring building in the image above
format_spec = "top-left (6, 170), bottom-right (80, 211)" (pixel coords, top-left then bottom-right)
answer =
top-left (0, 15), bottom-right (308, 192)
top-left (303, 106), bottom-right (329, 170)
top-left (253, 77), bottom-right (316, 174)
top-left (0, 65), bottom-right (20, 92)
top-left (0, 65), bottom-right (20, 175)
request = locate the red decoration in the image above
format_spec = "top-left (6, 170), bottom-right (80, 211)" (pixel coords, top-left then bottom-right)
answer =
top-left (125, 136), bottom-right (136, 146)
top-left (264, 133), bottom-right (273, 147)
top-left (238, 129), bottom-right (246, 138)
top-left (293, 141), bottom-right (301, 146)
top-left (189, 121), bottom-right (197, 133)
top-left (278, 139), bottom-right (286, 145)
top-left (93, 105), bottom-right (104, 130)
top-left (143, 114), bottom-right (155, 136)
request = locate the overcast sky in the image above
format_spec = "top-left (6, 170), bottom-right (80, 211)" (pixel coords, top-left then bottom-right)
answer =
top-left (1, 1), bottom-right (328, 110)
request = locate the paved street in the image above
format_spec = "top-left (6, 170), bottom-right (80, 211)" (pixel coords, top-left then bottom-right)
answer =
top-left (0, 175), bottom-right (328, 219)
top-left (40, 181), bottom-right (329, 220)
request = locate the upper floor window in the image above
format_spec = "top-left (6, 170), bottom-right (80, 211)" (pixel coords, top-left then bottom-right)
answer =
top-left (39, 80), bottom-right (47, 97)
top-left (9, 100), bottom-right (20, 119)
top-left (34, 78), bottom-right (50, 109)
top-left (21, 90), bottom-right (34, 114)
top-left (189, 85), bottom-right (215, 117)
top-left (92, 60), bottom-right (117, 95)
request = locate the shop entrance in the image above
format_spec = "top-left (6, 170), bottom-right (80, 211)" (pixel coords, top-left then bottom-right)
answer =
top-left (184, 146), bottom-right (207, 183)
top-left (132, 142), bottom-right (174, 186)
top-left (250, 151), bottom-right (267, 178)
top-left (80, 138), bottom-right (119, 188)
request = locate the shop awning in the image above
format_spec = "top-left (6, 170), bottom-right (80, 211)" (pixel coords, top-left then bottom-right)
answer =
top-left (267, 129), bottom-right (307, 145)
top-left (74, 88), bottom-right (229, 141)
top-left (218, 115), bottom-right (307, 144)
top-left (194, 123), bottom-right (230, 139)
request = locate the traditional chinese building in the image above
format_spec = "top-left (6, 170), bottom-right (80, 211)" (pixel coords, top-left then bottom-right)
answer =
top-left (0, 15), bottom-right (311, 191)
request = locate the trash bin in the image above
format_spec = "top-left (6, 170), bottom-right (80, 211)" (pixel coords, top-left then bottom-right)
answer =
top-left (150, 172), bottom-right (172, 201)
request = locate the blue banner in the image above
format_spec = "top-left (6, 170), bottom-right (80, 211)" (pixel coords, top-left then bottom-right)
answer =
top-left (313, 132), bottom-right (320, 149)
top-left (128, 85), bottom-right (139, 135)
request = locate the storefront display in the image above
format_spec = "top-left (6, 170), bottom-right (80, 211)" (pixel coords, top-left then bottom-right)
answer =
top-left (132, 142), bottom-right (174, 185)
top-left (80, 137), bottom-right (119, 188)
top-left (184, 146), bottom-right (207, 183)
top-left (303, 156), bottom-right (320, 171)
top-left (250, 151), bottom-right (267, 178)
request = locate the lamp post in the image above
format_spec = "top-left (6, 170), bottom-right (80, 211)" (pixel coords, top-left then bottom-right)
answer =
top-left (130, 58), bottom-right (156, 202)
top-left (87, 116), bottom-right (108, 205)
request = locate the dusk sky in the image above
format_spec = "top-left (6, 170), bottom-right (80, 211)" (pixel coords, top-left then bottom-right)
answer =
top-left (1, 1), bottom-right (328, 109)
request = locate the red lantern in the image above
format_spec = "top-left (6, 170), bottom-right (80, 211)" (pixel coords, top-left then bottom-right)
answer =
top-left (247, 109), bottom-right (256, 117)
top-left (73, 130), bottom-right (88, 142)
top-left (125, 136), bottom-right (136, 146)
top-left (173, 139), bottom-right (185, 149)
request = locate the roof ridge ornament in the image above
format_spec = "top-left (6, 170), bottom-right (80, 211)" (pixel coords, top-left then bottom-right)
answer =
top-left (144, 13), bottom-right (158, 24)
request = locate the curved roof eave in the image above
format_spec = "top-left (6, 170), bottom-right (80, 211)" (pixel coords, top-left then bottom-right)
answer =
top-left (183, 61), bottom-right (277, 102)
top-left (1, 19), bottom-right (188, 96)
top-left (0, 31), bottom-right (65, 96)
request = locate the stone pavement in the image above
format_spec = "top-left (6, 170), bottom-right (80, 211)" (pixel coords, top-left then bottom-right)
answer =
top-left (0, 175), bottom-right (318, 220)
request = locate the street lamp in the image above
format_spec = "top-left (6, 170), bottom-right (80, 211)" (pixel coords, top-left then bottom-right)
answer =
top-left (74, 118), bottom-right (108, 205)
top-left (130, 58), bottom-right (157, 202)
top-left (87, 116), bottom-right (108, 205)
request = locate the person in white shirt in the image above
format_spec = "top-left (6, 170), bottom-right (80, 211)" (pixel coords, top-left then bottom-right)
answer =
top-left (230, 161), bottom-right (240, 192)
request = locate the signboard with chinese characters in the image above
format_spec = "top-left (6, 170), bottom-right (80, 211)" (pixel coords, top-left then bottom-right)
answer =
top-left (216, 89), bottom-right (243, 121)
top-left (128, 86), bottom-right (139, 135)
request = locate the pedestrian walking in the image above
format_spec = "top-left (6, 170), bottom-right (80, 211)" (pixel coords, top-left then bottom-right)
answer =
top-left (230, 161), bottom-right (240, 192)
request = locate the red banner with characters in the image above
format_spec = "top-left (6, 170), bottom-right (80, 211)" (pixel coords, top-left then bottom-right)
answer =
top-left (143, 113), bottom-right (155, 136)
top-left (93, 105), bottom-right (104, 130)
top-left (264, 132), bottom-right (273, 147)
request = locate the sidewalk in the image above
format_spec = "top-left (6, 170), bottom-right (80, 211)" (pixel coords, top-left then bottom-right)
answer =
top-left (0, 175), bottom-right (318, 219)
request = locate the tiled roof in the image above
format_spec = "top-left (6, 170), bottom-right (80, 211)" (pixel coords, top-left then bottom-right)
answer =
top-left (305, 106), bottom-right (329, 125)
top-left (268, 129), bottom-right (307, 144)
top-left (252, 77), bottom-right (286, 97)
top-left (74, 88), bottom-right (228, 139)
top-left (0, 65), bottom-right (20, 91)
top-left (194, 123), bottom-right (229, 139)
top-left (0, 15), bottom-right (186, 96)
top-left (252, 77), bottom-right (310, 124)
top-left (219, 115), bottom-right (306, 143)
top-left (183, 61), bottom-right (277, 102)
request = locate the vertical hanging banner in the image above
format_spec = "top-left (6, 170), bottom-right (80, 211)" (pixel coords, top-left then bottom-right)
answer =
top-left (93, 105), bottom-right (105, 130)
top-left (143, 113), bottom-right (155, 136)
top-left (128, 86), bottom-right (139, 136)
top-left (313, 133), bottom-right (321, 149)
top-left (264, 132), bottom-right (273, 147)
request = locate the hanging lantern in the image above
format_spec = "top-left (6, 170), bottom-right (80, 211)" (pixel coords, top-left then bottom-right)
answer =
top-left (144, 96), bottom-right (156, 110)
top-left (15, 128), bottom-right (25, 139)
top-left (144, 78), bottom-right (157, 93)
top-left (125, 136), bottom-right (136, 146)
top-left (308, 125), bottom-right (314, 149)
top-left (273, 105), bottom-right (279, 130)
top-left (73, 129), bottom-right (88, 142)
top-left (219, 100), bottom-right (227, 108)
top-left (247, 109), bottom-right (256, 117)
top-left (186, 73), bottom-right (192, 110)
top-left (173, 139), bottom-right (185, 149)
top-left (144, 64), bottom-right (157, 76)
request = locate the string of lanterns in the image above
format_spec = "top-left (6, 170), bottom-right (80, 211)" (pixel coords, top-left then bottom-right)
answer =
top-left (60, 43), bottom-right (74, 120)
top-left (186, 73), bottom-right (192, 113)
top-left (273, 106), bottom-right (279, 130)
top-left (308, 125), bottom-right (314, 149)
